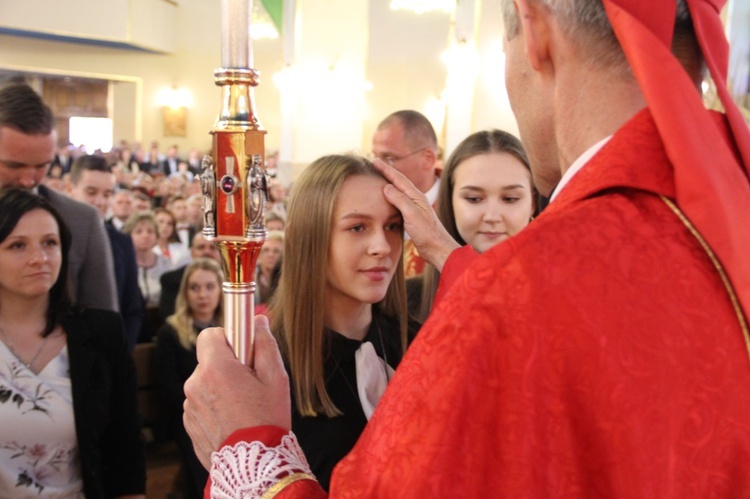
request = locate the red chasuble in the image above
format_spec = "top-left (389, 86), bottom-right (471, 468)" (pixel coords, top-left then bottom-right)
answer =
top-left (226, 109), bottom-right (750, 498)
top-left (243, 109), bottom-right (750, 498)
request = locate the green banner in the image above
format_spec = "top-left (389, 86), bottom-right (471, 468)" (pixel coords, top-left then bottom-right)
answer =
top-left (261, 0), bottom-right (283, 33)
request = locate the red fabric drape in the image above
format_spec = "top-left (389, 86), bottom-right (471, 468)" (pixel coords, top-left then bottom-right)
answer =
top-left (602, 0), bottom-right (750, 319)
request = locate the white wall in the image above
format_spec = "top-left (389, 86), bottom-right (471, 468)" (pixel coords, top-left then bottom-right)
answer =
top-left (0, 0), bottom-right (522, 175)
top-left (0, 0), bottom-right (176, 52)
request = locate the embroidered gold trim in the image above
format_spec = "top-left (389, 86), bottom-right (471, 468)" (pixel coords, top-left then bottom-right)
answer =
top-left (660, 196), bottom-right (750, 364)
top-left (261, 472), bottom-right (317, 499)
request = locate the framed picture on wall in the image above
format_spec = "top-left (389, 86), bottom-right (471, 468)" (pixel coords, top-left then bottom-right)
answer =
top-left (163, 106), bottom-right (187, 137)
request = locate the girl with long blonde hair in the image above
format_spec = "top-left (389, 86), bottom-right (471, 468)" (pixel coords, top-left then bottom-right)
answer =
top-left (156, 258), bottom-right (223, 499)
top-left (268, 154), bottom-right (419, 491)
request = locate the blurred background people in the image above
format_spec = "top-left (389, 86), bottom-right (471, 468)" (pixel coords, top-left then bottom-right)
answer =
top-left (156, 258), bottom-right (223, 499)
top-left (372, 110), bottom-right (440, 277)
top-left (108, 189), bottom-right (135, 231)
top-left (185, 194), bottom-right (204, 232)
top-left (267, 178), bottom-right (288, 217)
top-left (255, 230), bottom-right (284, 313)
top-left (265, 210), bottom-right (286, 232)
top-left (123, 211), bottom-right (173, 341)
top-left (68, 155), bottom-right (145, 349)
top-left (158, 232), bottom-right (221, 322)
top-left (153, 207), bottom-right (189, 267)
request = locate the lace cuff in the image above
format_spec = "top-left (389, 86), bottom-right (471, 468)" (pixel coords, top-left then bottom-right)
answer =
top-left (209, 431), bottom-right (316, 498)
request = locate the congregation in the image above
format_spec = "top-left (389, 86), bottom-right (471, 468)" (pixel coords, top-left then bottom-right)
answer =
top-left (0, 78), bottom-right (536, 498)
top-left (3, 0), bottom-right (749, 494)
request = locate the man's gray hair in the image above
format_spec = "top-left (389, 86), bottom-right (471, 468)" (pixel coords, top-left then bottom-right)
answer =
top-left (500, 0), bottom-right (695, 74)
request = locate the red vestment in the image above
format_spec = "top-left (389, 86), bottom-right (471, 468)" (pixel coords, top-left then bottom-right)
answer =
top-left (402, 239), bottom-right (426, 277)
top-left (236, 109), bottom-right (750, 497)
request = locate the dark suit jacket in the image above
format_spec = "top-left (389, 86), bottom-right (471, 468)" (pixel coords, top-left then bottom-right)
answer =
top-left (51, 153), bottom-right (72, 173)
top-left (64, 308), bottom-right (146, 498)
top-left (39, 185), bottom-right (118, 311)
top-left (159, 157), bottom-right (181, 177)
top-left (105, 222), bottom-right (145, 349)
top-left (176, 224), bottom-right (197, 249)
top-left (159, 265), bottom-right (187, 321)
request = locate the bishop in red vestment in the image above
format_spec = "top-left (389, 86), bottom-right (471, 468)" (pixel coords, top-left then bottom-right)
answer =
top-left (183, 0), bottom-right (750, 497)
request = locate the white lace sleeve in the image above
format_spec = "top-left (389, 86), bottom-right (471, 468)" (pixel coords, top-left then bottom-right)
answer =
top-left (209, 431), bottom-right (316, 499)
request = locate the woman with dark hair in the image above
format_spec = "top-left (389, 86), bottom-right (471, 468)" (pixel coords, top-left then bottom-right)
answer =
top-left (153, 207), bottom-right (189, 266)
top-left (408, 129), bottom-right (537, 322)
top-left (0, 189), bottom-right (145, 498)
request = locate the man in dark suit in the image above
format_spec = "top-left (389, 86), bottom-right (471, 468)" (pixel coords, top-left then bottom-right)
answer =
top-left (159, 144), bottom-right (181, 177)
top-left (51, 144), bottom-right (73, 174)
top-left (0, 82), bottom-right (118, 311)
top-left (158, 232), bottom-right (220, 321)
top-left (68, 155), bottom-right (145, 349)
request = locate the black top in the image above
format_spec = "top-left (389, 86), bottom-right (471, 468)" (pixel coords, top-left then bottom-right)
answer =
top-left (290, 311), bottom-right (421, 491)
top-left (158, 265), bottom-right (187, 322)
top-left (64, 308), bottom-right (146, 498)
top-left (155, 323), bottom-right (210, 499)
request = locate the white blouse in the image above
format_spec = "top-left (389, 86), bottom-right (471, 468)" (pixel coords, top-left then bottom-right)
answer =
top-left (138, 252), bottom-right (175, 307)
top-left (0, 342), bottom-right (83, 498)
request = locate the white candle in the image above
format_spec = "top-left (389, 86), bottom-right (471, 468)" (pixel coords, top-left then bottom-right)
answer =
top-left (221, 0), bottom-right (253, 68)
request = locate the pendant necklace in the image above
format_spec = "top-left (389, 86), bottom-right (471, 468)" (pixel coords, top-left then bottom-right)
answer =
top-left (0, 325), bottom-right (49, 370)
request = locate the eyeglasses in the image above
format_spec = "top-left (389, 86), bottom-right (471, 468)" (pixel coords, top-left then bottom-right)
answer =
top-left (370, 147), bottom-right (427, 166)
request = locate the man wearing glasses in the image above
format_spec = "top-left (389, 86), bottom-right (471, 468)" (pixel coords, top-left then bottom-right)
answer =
top-left (372, 110), bottom-right (440, 276)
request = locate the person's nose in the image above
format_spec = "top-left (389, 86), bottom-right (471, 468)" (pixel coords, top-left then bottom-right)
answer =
top-left (482, 201), bottom-right (503, 224)
top-left (17, 171), bottom-right (38, 189)
top-left (29, 245), bottom-right (49, 265)
top-left (368, 229), bottom-right (390, 256)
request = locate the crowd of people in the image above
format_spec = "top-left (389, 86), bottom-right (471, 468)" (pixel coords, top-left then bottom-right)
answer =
top-left (0, 77), bottom-right (541, 497)
top-left (1, 0), bottom-right (749, 496)
top-left (0, 82), bottom-right (292, 497)
top-left (181, 0), bottom-right (750, 497)
top-left (47, 139), bottom-right (289, 347)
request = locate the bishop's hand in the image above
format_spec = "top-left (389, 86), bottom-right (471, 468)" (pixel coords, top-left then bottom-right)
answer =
top-left (372, 158), bottom-right (460, 272)
top-left (183, 316), bottom-right (291, 469)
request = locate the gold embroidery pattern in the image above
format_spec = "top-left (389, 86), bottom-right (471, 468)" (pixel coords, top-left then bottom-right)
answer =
top-left (261, 472), bottom-right (317, 499)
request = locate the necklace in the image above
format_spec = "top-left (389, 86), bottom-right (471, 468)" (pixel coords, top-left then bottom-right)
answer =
top-left (0, 325), bottom-right (49, 370)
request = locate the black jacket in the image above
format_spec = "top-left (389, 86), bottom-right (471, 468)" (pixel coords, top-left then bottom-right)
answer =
top-left (64, 308), bottom-right (146, 498)
top-left (105, 222), bottom-right (145, 349)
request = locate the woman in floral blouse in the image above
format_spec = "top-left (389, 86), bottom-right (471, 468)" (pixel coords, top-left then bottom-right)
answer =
top-left (0, 189), bottom-right (145, 498)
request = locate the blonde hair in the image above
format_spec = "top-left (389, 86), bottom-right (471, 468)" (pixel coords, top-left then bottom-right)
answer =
top-left (122, 210), bottom-right (160, 239)
top-left (167, 258), bottom-right (224, 349)
top-left (269, 155), bottom-right (408, 418)
top-left (266, 229), bottom-right (285, 245)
